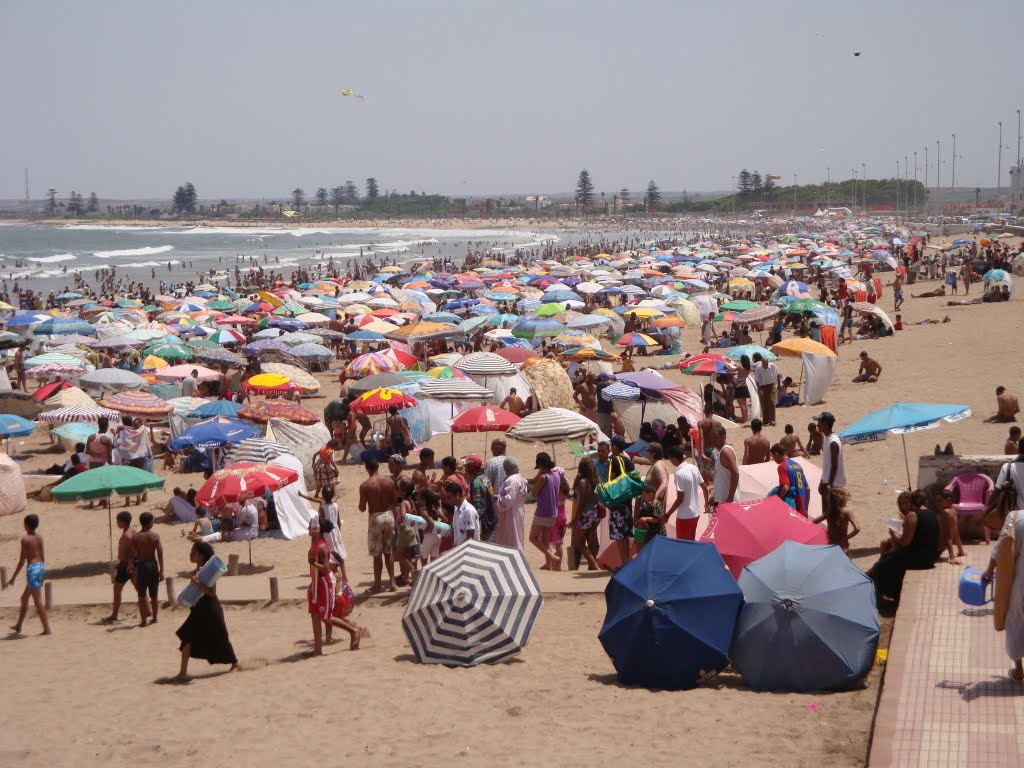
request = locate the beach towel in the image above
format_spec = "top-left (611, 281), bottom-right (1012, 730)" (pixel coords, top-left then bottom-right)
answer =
top-left (818, 325), bottom-right (837, 354)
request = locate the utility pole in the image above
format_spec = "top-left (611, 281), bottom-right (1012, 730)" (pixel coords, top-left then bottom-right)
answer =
top-left (826, 166), bottom-right (831, 210)
top-left (924, 146), bottom-right (928, 190)
top-left (24, 168), bottom-right (29, 202)
top-left (793, 173), bottom-right (798, 215)
top-left (997, 121), bottom-right (1003, 199)
top-left (895, 161), bottom-right (900, 223)
top-left (936, 140), bottom-right (941, 189)
top-left (913, 151), bottom-right (918, 211)
top-left (851, 168), bottom-right (856, 213)
top-left (861, 163), bottom-right (866, 211)
top-left (951, 133), bottom-right (956, 190)
top-left (731, 176), bottom-right (736, 219)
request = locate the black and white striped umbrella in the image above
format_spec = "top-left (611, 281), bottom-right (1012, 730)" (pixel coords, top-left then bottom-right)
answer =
top-left (224, 437), bottom-right (292, 465)
top-left (452, 352), bottom-right (518, 376)
top-left (505, 407), bottom-right (597, 442)
top-left (38, 405), bottom-right (123, 424)
top-left (416, 379), bottom-right (493, 401)
top-left (402, 539), bottom-right (542, 667)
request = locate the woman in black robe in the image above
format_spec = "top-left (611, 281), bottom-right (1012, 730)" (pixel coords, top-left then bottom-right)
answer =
top-left (867, 489), bottom-right (939, 604)
top-left (174, 542), bottom-right (239, 681)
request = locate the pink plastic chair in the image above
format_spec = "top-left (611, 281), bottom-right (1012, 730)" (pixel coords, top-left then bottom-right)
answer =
top-left (945, 473), bottom-right (995, 543)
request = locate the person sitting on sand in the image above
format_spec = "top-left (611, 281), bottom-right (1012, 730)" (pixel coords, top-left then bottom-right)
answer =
top-left (852, 351), bottom-right (882, 383)
top-left (742, 418), bottom-right (771, 465)
top-left (500, 387), bottom-right (527, 417)
top-left (806, 422), bottom-right (823, 456)
top-left (985, 386), bottom-right (1020, 423)
top-left (912, 286), bottom-right (946, 299)
top-left (780, 424), bottom-right (807, 457)
top-left (164, 486), bottom-right (197, 522)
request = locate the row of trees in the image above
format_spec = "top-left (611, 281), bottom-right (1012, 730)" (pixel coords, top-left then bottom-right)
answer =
top-left (45, 189), bottom-right (99, 216)
top-left (172, 182), bottom-right (198, 215)
top-left (574, 171), bottom-right (663, 212)
top-left (735, 169), bottom-right (778, 197)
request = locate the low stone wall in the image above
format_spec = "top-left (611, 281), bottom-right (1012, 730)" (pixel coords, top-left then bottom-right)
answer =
top-left (917, 454), bottom-right (1012, 540)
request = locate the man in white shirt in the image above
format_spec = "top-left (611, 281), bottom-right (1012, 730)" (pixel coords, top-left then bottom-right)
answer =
top-left (752, 353), bottom-right (781, 426)
top-left (712, 425), bottom-right (739, 507)
top-left (815, 412), bottom-right (846, 519)
top-left (445, 480), bottom-right (479, 546)
top-left (236, 499), bottom-right (259, 541)
top-left (665, 445), bottom-right (709, 540)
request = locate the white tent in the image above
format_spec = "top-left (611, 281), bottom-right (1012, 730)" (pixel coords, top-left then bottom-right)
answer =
top-left (267, 452), bottom-right (316, 540)
top-left (800, 351), bottom-right (837, 406)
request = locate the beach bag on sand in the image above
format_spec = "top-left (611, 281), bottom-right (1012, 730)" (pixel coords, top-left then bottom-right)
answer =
top-left (994, 511), bottom-right (1017, 632)
top-left (983, 463), bottom-right (1018, 532)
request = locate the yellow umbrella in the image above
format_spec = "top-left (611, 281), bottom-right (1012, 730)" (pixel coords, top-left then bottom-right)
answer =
top-left (0, 300), bottom-right (14, 310)
top-left (621, 307), bottom-right (664, 319)
top-left (728, 277), bottom-right (754, 288)
top-left (140, 354), bottom-right (169, 372)
top-left (258, 291), bottom-right (283, 308)
top-left (770, 338), bottom-right (837, 358)
top-left (247, 373), bottom-right (291, 388)
top-left (650, 315), bottom-right (687, 329)
top-left (667, 299), bottom-right (701, 327)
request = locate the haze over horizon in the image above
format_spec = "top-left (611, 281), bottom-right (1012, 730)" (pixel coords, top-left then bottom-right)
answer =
top-left (1, 0), bottom-right (1021, 201)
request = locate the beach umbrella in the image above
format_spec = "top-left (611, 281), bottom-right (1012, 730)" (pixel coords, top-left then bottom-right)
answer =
top-left (259, 363), bottom-right (320, 395)
top-left (732, 542), bottom-right (879, 692)
top-left (849, 302), bottom-right (894, 330)
top-left (166, 396), bottom-right (209, 415)
top-left (0, 414), bottom-right (36, 438)
top-left (289, 342), bottom-right (334, 361)
top-left (277, 332), bottom-right (322, 347)
top-left (838, 401), bottom-right (972, 485)
top-left (237, 399), bottom-right (319, 425)
top-left (77, 368), bottom-right (150, 392)
top-left (416, 379), bottom-right (493, 401)
top-left (32, 317), bottom-right (96, 336)
top-left (598, 537), bottom-right (743, 690)
top-left (384, 321), bottom-right (463, 342)
top-left (207, 329), bottom-right (245, 345)
top-left (168, 416), bottom-right (262, 450)
top-left (195, 462), bottom-right (299, 507)
top-left (350, 387), bottom-right (417, 415)
top-left (93, 335), bottom-right (145, 350)
top-left (450, 406), bottom-right (520, 433)
top-left (615, 332), bottom-right (658, 347)
top-left (781, 298), bottom-right (826, 314)
top-left (700, 496), bottom-right (827, 578)
top-left (511, 316), bottom-right (565, 340)
top-left (346, 351), bottom-right (404, 378)
top-left (723, 344), bottom-right (777, 362)
top-left (734, 305), bottom-right (780, 325)
top-left (38, 404), bottom-right (122, 424)
top-left (402, 539), bottom-right (542, 667)
top-left (562, 347), bottom-right (620, 362)
top-left (195, 348), bottom-right (247, 368)
top-left (771, 338), bottom-right (837, 358)
top-left (0, 331), bottom-right (30, 350)
top-left (185, 400), bottom-right (239, 419)
top-left (154, 364), bottom-right (219, 382)
top-left (506, 408), bottom-right (597, 444)
top-left (453, 352), bottom-right (519, 376)
top-left (97, 391), bottom-right (174, 419)
top-left (52, 465), bottom-right (166, 561)
top-left (241, 374), bottom-right (299, 397)
top-left (224, 438), bottom-right (291, 465)
top-left (0, 391), bottom-right (43, 419)
top-left (24, 352), bottom-right (86, 369)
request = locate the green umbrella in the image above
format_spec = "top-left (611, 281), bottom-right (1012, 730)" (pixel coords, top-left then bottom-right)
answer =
top-left (52, 465), bottom-right (166, 561)
top-left (781, 298), bottom-right (826, 314)
top-left (187, 338), bottom-right (221, 350)
top-left (534, 302), bottom-right (567, 317)
top-left (145, 341), bottom-right (195, 361)
top-left (206, 300), bottom-right (234, 310)
top-left (718, 299), bottom-right (758, 312)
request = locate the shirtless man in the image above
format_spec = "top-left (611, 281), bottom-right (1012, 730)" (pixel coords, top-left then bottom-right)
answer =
top-left (912, 286), bottom-right (946, 298)
top-left (131, 512), bottom-right (164, 627)
top-left (780, 424), bottom-right (808, 458)
top-left (1005, 427), bottom-right (1022, 454)
top-left (500, 387), bottom-right (527, 417)
top-left (103, 511), bottom-right (134, 623)
top-left (985, 386), bottom-right (1020, 423)
top-left (358, 457), bottom-right (397, 593)
top-left (218, 365), bottom-right (232, 398)
top-left (9, 514), bottom-right (52, 635)
top-left (852, 351), bottom-right (882, 383)
top-left (806, 422), bottom-right (823, 456)
top-left (384, 404), bottom-right (412, 457)
top-left (573, 374), bottom-right (598, 422)
top-left (742, 418), bottom-right (772, 465)
top-left (695, 403), bottom-right (717, 482)
top-left (411, 448), bottom-right (437, 495)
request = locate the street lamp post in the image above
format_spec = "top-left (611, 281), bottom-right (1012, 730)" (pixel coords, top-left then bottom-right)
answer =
top-left (924, 146), bottom-right (928, 190)
top-left (913, 151), bottom-right (918, 211)
top-left (936, 140), bottom-right (941, 189)
top-left (731, 176), bottom-right (736, 219)
top-left (851, 168), bottom-right (857, 214)
top-left (997, 121), bottom-right (1003, 198)
top-left (826, 166), bottom-right (830, 210)
top-left (861, 163), bottom-right (866, 211)
top-left (951, 134), bottom-right (956, 190)
top-left (793, 173), bottom-right (798, 215)
top-left (895, 160), bottom-right (900, 223)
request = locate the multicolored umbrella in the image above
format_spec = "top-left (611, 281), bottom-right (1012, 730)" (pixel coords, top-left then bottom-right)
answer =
top-left (734, 305), bottom-right (780, 324)
top-left (195, 462), bottom-right (298, 506)
top-left (259, 363), bottom-right (320, 395)
top-left (237, 399), bottom-right (320, 425)
top-left (345, 351), bottom-right (404, 378)
top-left (242, 373), bottom-right (298, 396)
top-left (24, 352), bottom-right (86, 369)
top-left (615, 333), bottom-right (658, 347)
top-left (166, 396), bottom-right (211, 415)
top-left (350, 387), bottom-right (417, 414)
top-left (97, 390), bottom-right (174, 418)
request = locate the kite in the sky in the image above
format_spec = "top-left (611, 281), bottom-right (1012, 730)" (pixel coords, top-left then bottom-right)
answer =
top-left (339, 89), bottom-right (366, 101)
top-left (853, 51), bottom-right (861, 57)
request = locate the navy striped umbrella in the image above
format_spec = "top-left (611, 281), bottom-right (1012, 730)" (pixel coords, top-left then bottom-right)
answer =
top-left (402, 539), bottom-right (542, 667)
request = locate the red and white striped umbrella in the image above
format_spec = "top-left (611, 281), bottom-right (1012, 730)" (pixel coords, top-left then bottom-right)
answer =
top-left (195, 462), bottom-right (298, 507)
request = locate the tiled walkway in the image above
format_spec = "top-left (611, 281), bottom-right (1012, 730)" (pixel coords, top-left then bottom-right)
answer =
top-left (869, 544), bottom-right (1024, 766)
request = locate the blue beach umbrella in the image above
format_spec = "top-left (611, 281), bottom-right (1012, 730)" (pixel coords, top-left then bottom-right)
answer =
top-left (189, 400), bottom-right (244, 419)
top-left (838, 401), bottom-right (972, 485)
top-left (511, 316), bottom-right (565, 340)
top-left (723, 344), bottom-right (778, 362)
top-left (0, 414), bottom-right (36, 438)
top-left (598, 537), bottom-right (743, 690)
top-left (168, 416), bottom-right (261, 450)
top-left (33, 317), bottom-right (96, 336)
top-left (732, 542), bottom-right (879, 692)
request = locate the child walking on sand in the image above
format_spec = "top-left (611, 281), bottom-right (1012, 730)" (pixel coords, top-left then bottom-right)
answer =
top-left (812, 488), bottom-right (860, 555)
top-left (9, 514), bottom-right (52, 635)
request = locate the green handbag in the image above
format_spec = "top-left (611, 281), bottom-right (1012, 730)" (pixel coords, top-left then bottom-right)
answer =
top-left (596, 470), bottom-right (645, 507)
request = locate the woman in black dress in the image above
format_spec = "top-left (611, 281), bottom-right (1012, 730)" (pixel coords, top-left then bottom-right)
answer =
top-left (174, 542), bottom-right (239, 681)
top-left (867, 489), bottom-right (939, 604)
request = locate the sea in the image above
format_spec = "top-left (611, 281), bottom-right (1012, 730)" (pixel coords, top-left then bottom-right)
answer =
top-left (0, 221), bottom-right (702, 297)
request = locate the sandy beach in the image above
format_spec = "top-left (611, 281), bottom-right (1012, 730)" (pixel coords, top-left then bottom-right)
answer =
top-left (1, 249), bottom-right (1021, 767)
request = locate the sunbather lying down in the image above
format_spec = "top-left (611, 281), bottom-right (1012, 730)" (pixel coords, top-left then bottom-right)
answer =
top-left (912, 287), bottom-right (946, 298)
top-left (912, 316), bottom-right (951, 325)
top-left (946, 298), bottom-right (983, 306)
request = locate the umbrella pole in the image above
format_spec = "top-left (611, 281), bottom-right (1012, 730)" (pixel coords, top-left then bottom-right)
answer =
top-left (248, 539), bottom-right (253, 567)
top-left (107, 492), bottom-right (114, 565)
top-left (901, 433), bottom-right (913, 489)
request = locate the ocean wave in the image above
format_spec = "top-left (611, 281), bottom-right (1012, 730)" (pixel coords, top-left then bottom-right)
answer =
top-left (27, 253), bottom-right (77, 263)
top-left (93, 245), bottom-right (175, 258)
top-left (120, 260), bottom-right (183, 268)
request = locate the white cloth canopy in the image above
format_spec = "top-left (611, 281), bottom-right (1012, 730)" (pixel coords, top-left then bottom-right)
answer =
top-left (801, 352), bottom-right (837, 406)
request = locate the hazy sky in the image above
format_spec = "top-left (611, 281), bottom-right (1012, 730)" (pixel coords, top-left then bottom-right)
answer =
top-left (1, 0), bottom-right (1021, 200)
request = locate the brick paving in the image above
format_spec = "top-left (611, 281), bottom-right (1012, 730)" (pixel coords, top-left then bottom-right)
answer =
top-left (869, 544), bottom-right (1024, 766)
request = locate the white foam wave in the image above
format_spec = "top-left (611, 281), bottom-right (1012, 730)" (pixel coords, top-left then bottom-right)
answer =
top-left (120, 260), bottom-right (182, 268)
top-left (27, 253), bottom-right (77, 263)
top-left (93, 245), bottom-right (175, 258)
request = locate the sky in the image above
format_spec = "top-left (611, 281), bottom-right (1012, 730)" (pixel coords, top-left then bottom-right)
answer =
top-left (1, 0), bottom-right (1022, 200)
